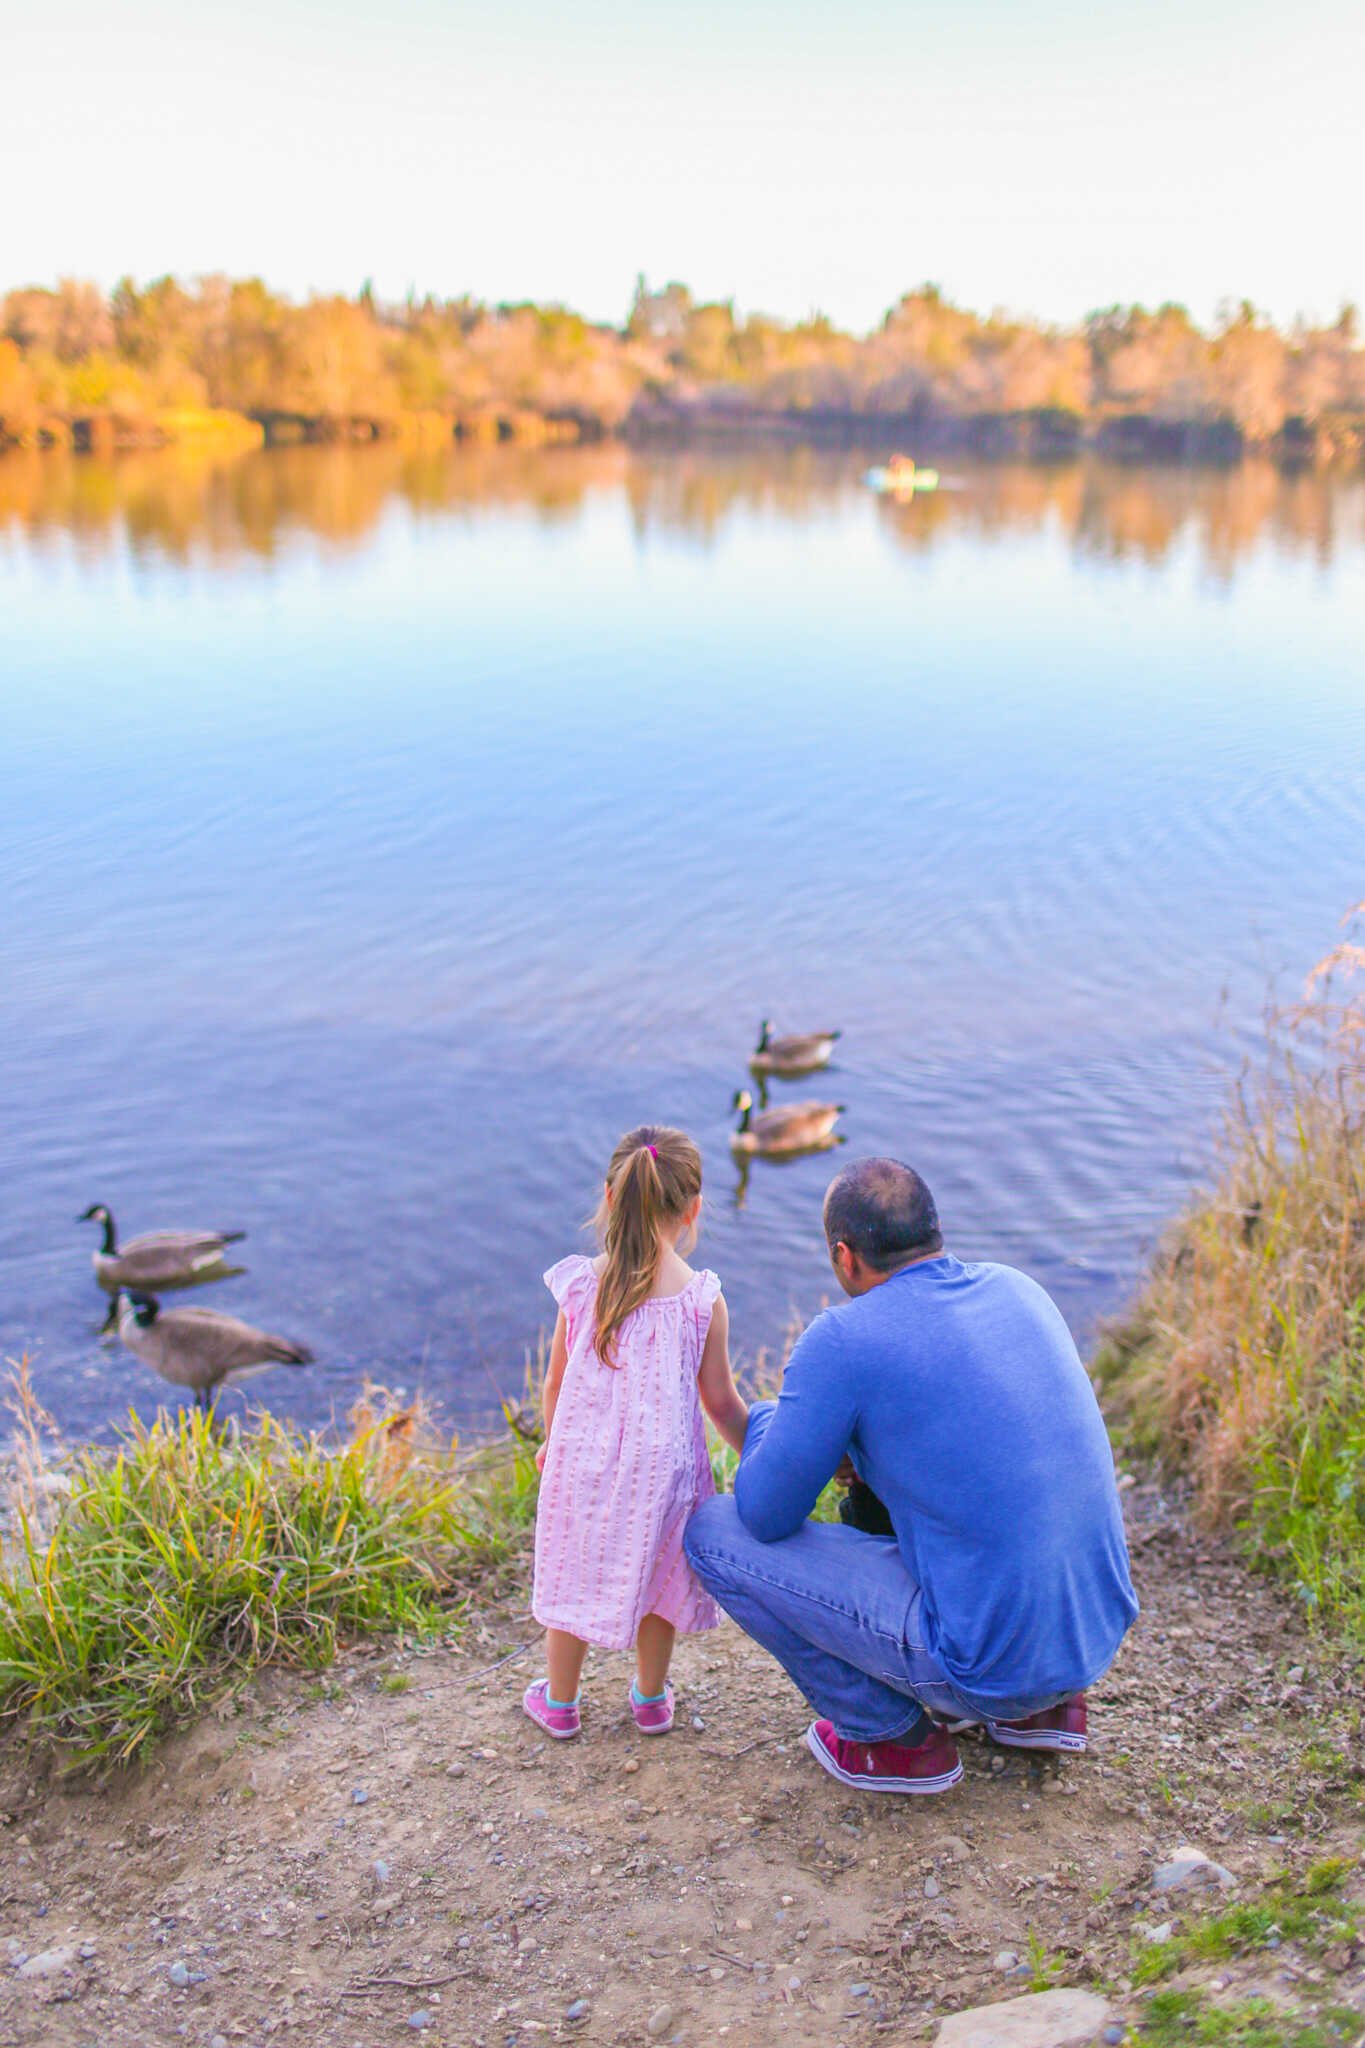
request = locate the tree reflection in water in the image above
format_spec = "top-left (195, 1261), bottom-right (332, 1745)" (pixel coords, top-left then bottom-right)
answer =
top-left (0, 443), bottom-right (1359, 580)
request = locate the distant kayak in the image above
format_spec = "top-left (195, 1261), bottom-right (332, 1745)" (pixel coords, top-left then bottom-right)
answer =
top-left (866, 460), bottom-right (940, 495)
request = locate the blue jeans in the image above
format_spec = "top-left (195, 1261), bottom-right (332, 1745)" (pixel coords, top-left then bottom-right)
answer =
top-left (685, 1496), bottom-right (1000, 1745)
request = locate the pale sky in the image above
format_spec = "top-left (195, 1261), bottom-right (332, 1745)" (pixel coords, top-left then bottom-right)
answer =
top-left (7, 0), bottom-right (1361, 333)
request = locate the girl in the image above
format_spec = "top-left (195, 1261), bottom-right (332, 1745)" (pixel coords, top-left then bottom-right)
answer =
top-left (525, 1124), bottom-right (749, 1738)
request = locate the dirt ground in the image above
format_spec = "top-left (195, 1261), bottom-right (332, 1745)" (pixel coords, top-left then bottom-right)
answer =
top-left (1, 1478), bottom-right (1362, 2048)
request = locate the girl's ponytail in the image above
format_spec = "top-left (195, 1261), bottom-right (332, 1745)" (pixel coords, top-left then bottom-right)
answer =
top-left (592, 1126), bottom-right (703, 1366)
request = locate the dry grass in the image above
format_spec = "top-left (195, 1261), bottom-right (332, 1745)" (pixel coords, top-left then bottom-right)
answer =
top-left (1098, 903), bottom-right (1365, 1632)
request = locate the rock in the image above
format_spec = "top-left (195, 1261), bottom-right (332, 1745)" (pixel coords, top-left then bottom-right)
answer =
top-left (1286, 1666), bottom-right (1305, 1685)
top-left (623, 1799), bottom-right (642, 1821)
top-left (372, 1858), bottom-right (392, 1885)
top-left (211, 2036), bottom-right (229, 2048)
top-left (350, 1787), bottom-right (369, 1805)
top-left (622, 1759), bottom-right (640, 1776)
top-left (407, 2012), bottom-right (432, 2030)
top-left (849, 1981), bottom-right (870, 1996)
top-left (445, 1762), bottom-right (466, 1779)
top-left (646, 2004), bottom-right (674, 2037)
top-left (932, 1834), bottom-right (972, 1864)
top-left (15, 1945), bottom-right (77, 1979)
top-left (1139, 1921), bottom-right (1173, 1945)
top-left (1152, 1844), bottom-right (1236, 1894)
top-left (934, 1989), bottom-right (1113, 2047)
top-left (566, 1999), bottom-right (590, 2021)
top-left (168, 1960), bottom-right (191, 1986)
top-left (735, 1916), bottom-right (753, 1932)
top-left (692, 1714), bottom-right (705, 1731)
top-left (1103, 2031), bottom-right (1125, 2046)
top-left (924, 1874), bottom-right (942, 1898)
top-left (994, 1951), bottom-right (1020, 1973)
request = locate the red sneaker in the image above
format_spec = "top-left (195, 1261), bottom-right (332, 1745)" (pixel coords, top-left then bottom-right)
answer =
top-left (805, 1719), bottom-right (963, 1795)
top-left (983, 1694), bottom-right (1087, 1753)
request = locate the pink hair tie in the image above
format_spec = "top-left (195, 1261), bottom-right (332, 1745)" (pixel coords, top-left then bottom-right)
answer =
top-left (645, 1144), bottom-right (658, 1159)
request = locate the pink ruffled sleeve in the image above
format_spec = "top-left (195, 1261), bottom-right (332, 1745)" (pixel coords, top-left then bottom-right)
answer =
top-left (692, 1268), bottom-right (723, 1348)
top-left (544, 1255), bottom-right (597, 1321)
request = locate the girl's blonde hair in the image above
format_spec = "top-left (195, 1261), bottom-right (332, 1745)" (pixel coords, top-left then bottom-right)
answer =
top-left (592, 1125), bottom-right (703, 1367)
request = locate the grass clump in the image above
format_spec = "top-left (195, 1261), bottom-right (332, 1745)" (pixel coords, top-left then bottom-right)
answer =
top-left (1136, 1988), bottom-right (1363, 2048)
top-left (0, 1378), bottom-right (538, 1768)
top-left (1097, 902), bottom-right (1365, 1638)
top-left (1131, 1860), bottom-right (1358, 1986)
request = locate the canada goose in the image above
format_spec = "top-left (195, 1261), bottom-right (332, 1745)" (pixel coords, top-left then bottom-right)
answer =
top-left (729, 1088), bottom-right (845, 1157)
top-left (116, 1291), bottom-right (313, 1413)
top-left (80, 1204), bottom-right (247, 1301)
top-left (749, 1020), bottom-right (842, 1078)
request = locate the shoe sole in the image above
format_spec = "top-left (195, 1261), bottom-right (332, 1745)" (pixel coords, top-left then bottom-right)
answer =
top-left (634, 1716), bottom-right (674, 1736)
top-left (984, 1721), bottom-right (1087, 1753)
top-left (804, 1723), bottom-right (963, 1795)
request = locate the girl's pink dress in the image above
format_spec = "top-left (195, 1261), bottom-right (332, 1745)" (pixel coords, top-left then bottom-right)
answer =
top-left (533, 1254), bottom-right (722, 1650)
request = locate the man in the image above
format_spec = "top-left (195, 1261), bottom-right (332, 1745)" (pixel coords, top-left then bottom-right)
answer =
top-left (684, 1159), bottom-right (1137, 1795)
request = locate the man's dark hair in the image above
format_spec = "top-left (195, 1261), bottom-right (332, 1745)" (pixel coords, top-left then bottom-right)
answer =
top-left (823, 1158), bottom-right (942, 1271)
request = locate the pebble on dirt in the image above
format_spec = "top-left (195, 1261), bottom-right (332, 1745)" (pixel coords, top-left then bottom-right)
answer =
top-left (14, 1945), bottom-right (80, 1979)
top-left (646, 2003), bottom-right (674, 2037)
top-left (1151, 1844), bottom-right (1236, 1893)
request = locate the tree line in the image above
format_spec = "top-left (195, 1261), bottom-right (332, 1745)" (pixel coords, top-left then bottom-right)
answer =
top-left (1, 274), bottom-right (1361, 461)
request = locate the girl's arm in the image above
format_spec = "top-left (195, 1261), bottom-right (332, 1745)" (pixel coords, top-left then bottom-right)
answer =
top-left (698, 1293), bottom-right (749, 1455)
top-left (536, 1308), bottom-right (570, 1471)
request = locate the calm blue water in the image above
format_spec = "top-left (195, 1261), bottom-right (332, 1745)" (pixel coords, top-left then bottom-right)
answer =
top-left (2, 445), bottom-right (1363, 1438)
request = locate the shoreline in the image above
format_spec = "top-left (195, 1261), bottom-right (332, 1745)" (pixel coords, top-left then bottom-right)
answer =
top-left (3, 401), bottom-right (1362, 470)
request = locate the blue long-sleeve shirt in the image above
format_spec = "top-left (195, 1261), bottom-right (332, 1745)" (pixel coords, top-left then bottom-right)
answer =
top-left (734, 1254), bottom-right (1137, 1712)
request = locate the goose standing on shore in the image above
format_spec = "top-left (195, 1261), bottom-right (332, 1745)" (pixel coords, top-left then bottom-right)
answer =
top-left (116, 1291), bottom-right (313, 1414)
top-left (748, 1021), bottom-right (842, 1078)
top-left (80, 1204), bottom-right (247, 1328)
top-left (729, 1088), bottom-right (845, 1157)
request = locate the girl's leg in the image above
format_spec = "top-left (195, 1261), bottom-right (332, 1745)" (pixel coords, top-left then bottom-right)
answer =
top-left (635, 1614), bottom-right (675, 1698)
top-left (546, 1628), bottom-right (588, 1704)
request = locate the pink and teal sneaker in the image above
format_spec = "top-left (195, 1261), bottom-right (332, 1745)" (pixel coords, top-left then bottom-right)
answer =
top-left (630, 1681), bottom-right (675, 1735)
top-left (522, 1680), bottom-right (581, 1740)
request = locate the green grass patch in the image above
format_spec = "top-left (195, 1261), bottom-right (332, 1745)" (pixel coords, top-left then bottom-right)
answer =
top-left (1132, 1861), bottom-right (1359, 1986)
top-left (1136, 1988), bottom-right (1363, 2048)
top-left (0, 1398), bottom-right (538, 1769)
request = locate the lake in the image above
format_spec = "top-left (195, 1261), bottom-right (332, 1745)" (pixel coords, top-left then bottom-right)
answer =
top-left (2, 442), bottom-right (1363, 1442)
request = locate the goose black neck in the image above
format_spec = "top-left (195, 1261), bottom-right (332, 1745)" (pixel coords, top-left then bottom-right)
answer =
top-left (99, 1210), bottom-right (117, 1254)
top-left (738, 1098), bottom-right (752, 1133)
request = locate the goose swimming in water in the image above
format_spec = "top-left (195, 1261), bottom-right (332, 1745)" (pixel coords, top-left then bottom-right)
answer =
top-left (116, 1291), bottom-right (313, 1414)
top-left (80, 1203), bottom-right (247, 1307)
top-left (748, 1021), bottom-right (842, 1078)
top-left (729, 1088), bottom-right (845, 1157)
